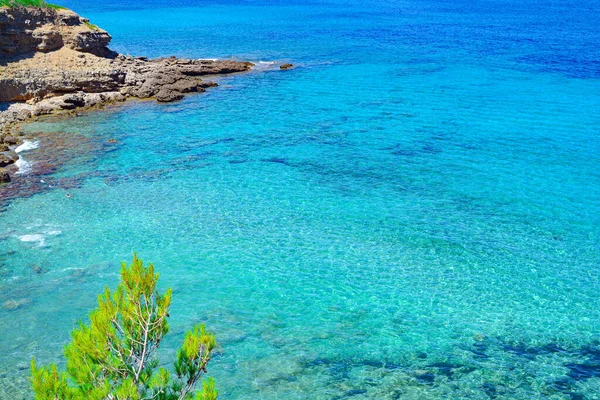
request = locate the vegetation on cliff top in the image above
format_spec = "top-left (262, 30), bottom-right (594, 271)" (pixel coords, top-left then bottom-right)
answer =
top-left (0, 0), bottom-right (66, 9)
top-left (85, 21), bottom-right (100, 31)
top-left (31, 255), bottom-right (218, 400)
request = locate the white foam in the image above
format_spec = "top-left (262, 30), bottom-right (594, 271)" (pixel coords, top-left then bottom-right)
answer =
top-left (252, 61), bottom-right (279, 72)
top-left (17, 229), bottom-right (60, 247)
top-left (15, 140), bottom-right (39, 153)
top-left (15, 157), bottom-right (33, 175)
top-left (19, 234), bottom-right (46, 246)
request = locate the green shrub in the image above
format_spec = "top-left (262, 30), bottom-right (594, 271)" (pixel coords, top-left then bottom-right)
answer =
top-left (31, 254), bottom-right (218, 400)
top-left (0, 0), bottom-right (66, 9)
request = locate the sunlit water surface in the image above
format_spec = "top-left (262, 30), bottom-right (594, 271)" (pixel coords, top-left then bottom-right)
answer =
top-left (1, 0), bottom-right (599, 398)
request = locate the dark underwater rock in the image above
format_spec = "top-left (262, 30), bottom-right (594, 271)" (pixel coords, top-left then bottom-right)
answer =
top-left (0, 169), bottom-right (10, 183)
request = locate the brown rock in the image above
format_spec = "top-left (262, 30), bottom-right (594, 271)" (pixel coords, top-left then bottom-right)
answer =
top-left (0, 153), bottom-right (14, 168)
top-left (156, 89), bottom-right (185, 103)
top-left (0, 7), bottom-right (111, 56)
top-left (3, 135), bottom-right (17, 145)
top-left (66, 28), bottom-right (112, 54)
top-left (280, 63), bottom-right (294, 70)
top-left (6, 150), bottom-right (18, 161)
top-left (62, 93), bottom-right (87, 108)
top-left (0, 168), bottom-right (10, 183)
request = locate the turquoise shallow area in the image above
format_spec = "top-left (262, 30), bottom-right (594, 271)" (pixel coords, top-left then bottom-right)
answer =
top-left (1, 0), bottom-right (600, 398)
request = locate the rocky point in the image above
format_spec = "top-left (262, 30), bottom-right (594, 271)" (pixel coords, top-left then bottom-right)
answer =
top-left (0, 6), bottom-right (254, 180)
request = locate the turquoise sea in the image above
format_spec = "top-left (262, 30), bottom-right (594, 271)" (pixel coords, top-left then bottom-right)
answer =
top-left (1, 0), bottom-right (600, 398)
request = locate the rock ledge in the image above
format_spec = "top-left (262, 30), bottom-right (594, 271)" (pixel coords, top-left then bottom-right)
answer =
top-left (0, 6), bottom-right (255, 177)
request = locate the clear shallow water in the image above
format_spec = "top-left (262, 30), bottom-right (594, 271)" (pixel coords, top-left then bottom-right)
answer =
top-left (1, 0), bottom-right (600, 398)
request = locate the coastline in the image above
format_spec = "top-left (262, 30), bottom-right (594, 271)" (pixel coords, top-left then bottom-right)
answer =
top-left (0, 5), bottom-right (279, 183)
top-left (1, 0), bottom-right (599, 398)
top-left (0, 60), bottom-right (254, 174)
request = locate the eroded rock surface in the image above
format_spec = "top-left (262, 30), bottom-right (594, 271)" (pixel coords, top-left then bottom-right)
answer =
top-left (0, 6), bottom-right (111, 56)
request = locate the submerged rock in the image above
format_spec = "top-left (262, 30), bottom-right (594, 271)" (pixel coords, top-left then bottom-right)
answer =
top-left (31, 265), bottom-right (48, 274)
top-left (2, 298), bottom-right (32, 311)
top-left (16, 362), bottom-right (29, 371)
top-left (0, 169), bottom-right (10, 183)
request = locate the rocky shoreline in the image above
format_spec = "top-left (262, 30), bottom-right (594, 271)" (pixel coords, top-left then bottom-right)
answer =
top-left (0, 5), bottom-right (270, 182)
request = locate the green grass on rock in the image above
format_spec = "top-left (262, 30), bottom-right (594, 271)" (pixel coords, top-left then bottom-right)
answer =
top-left (84, 21), bottom-right (99, 31)
top-left (0, 0), bottom-right (66, 9)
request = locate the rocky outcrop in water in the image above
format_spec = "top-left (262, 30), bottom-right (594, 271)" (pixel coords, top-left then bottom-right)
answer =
top-left (0, 6), bottom-right (254, 176)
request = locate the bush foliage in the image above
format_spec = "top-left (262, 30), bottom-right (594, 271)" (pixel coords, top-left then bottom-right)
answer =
top-left (31, 255), bottom-right (218, 400)
top-left (0, 0), bottom-right (65, 9)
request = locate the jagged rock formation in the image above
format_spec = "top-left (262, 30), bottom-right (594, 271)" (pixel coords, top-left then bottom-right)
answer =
top-left (0, 6), bottom-right (254, 179)
top-left (0, 6), bottom-right (111, 56)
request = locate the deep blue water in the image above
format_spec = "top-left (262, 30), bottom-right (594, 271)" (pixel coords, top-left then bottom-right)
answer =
top-left (1, 0), bottom-right (599, 398)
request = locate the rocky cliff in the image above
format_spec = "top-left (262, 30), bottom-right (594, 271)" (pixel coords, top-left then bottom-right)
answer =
top-left (0, 6), bottom-right (255, 181)
top-left (0, 6), bottom-right (111, 56)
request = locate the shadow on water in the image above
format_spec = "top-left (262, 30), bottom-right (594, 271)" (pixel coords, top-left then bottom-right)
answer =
top-left (294, 336), bottom-right (600, 398)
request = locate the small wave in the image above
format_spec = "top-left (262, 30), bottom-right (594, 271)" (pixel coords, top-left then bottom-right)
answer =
top-left (15, 157), bottom-right (33, 175)
top-left (17, 229), bottom-right (61, 247)
top-left (252, 61), bottom-right (279, 71)
top-left (15, 140), bottom-right (40, 153)
top-left (19, 234), bottom-right (46, 246)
